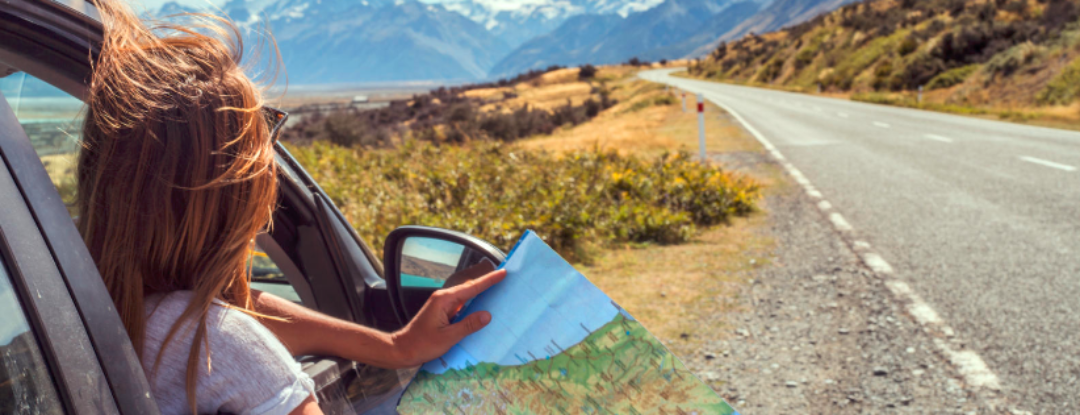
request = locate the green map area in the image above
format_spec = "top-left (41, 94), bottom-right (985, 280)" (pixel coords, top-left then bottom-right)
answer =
top-left (399, 314), bottom-right (736, 415)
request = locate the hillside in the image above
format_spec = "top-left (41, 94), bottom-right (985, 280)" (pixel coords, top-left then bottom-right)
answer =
top-left (688, 0), bottom-right (1080, 110)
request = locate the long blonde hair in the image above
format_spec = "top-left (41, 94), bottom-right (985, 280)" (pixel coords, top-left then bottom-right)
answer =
top-left (78, 0), bottom-right (278, 411)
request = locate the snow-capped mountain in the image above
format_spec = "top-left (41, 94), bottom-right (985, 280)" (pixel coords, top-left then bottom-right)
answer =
top-left (155, 0), bottom-right (509, 83)
top-left (435, 0), bottom-right (664, 48)
top-left (153, 0), bottom-right (856, 83)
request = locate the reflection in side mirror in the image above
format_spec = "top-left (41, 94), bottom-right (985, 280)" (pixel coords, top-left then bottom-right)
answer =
top-left (401, 237), bottom-right (496, 289)
top-left (383, 226), bottom-right (506, 324)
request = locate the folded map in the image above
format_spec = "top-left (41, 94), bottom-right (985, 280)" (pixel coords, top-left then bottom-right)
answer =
top-left (398, 230), bottom-right (739, 415)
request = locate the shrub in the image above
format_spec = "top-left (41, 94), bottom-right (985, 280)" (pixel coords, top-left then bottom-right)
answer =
top-left (289, 142), bottom-right (759, 263)
top-left (1036, 57), bottom-right (1080, 105)
top-left (897, 36), bottom-right (919, 56)
top-left (579, 64), bottom-right (598, 80)
top-left (983, 41), bottom-right (1042, 77)
top-left (926, 64), bottom-right (980, 89)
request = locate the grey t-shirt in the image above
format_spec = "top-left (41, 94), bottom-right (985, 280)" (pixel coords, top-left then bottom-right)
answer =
top-left (142, 291), bottom-right (316, 415)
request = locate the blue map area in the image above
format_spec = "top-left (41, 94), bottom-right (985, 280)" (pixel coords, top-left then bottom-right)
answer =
top-left (421, 231), bottom-right (633, 375)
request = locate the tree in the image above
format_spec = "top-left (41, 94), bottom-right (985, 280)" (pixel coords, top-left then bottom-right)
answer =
top-left (579, 64), bottom-right (598, 80)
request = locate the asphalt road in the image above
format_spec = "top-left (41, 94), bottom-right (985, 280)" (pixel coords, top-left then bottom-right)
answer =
top-left (641, 68), bottom-right (1080, 413)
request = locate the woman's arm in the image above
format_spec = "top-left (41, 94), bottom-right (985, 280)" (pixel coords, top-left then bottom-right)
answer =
top-left (251, 269), bottom-right (506, 369)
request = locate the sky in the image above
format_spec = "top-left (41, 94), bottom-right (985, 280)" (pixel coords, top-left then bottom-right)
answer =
top-left (133, 0), bottom-right (451, 11)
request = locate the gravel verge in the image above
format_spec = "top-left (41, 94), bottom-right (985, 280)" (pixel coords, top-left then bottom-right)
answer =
top-left (683, 150), bottom-right (996, 414)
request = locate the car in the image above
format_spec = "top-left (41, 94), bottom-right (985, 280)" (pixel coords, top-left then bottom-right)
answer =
top-left (0, 0), bottom-right (506, 413)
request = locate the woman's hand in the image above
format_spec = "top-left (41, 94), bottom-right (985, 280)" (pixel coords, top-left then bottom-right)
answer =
top-left (390, 269), bottom-right (507, 367)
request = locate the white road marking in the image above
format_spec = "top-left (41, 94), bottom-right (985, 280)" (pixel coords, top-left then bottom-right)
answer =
top-left (873, 121), bottom-right (891, 128)
top-left (817, 200), bottom-right (832, 211)
top-left (837, 112), bottom-right (849, 118)
top-left (681, 82), bottom-right (1012, 406)
top-left (828, 212), bottom-right (853, 232)
top-left (860, 252), bottom-right (894, 274)
top-left (1019, 156), bottom-right (1077, 172)
top-left (923, 134), bottom-right (954, 143)
top-left (934, 339), bottom-right (1002, 390)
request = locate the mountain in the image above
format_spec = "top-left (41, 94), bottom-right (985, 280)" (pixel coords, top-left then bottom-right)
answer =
top-left (490, 0), bottom-right (759, 77)
top-left (441, 0), bottom-right (665, 49)
top-left (683, 0), bottom-right (860, 58)
top-left (156, 0), bottom-right (509, 84)
top-left (687, 0), bottom-right (1080, 109)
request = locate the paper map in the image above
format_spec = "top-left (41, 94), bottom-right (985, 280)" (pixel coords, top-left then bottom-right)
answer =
top-left (397, 231), bottom-right (739, 414)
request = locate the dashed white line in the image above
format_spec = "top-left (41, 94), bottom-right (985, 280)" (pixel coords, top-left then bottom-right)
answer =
top-left (923, 133), bottom-right (954, 143)
top-left (684, 83), bottom-right (1015, 410)
top-left (1019, 156), bottom-right (1077, 172)
top-left (873, 121), bottom-right (891, 128)
top-left (860, 252), bottom-right (894, 274)
top-left (837, 112), bottom-right (849, 118)
top-left (828, 212), bottom-right (853, 232)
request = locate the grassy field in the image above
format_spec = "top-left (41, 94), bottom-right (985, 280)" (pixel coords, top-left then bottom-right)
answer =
top-left (500, 68), bottom-right (782, 355)
top-left (286, 65), bottom-right (775, 351)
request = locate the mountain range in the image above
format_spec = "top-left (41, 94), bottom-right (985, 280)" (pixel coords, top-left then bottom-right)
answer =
top-left (154, 0), bottom-right (856, 84)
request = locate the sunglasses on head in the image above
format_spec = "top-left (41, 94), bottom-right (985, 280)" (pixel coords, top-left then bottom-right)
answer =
top-left (262, 106), bottom-right (289, 144)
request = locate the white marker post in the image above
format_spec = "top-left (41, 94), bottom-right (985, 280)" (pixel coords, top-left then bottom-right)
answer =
top-left (918, 85), bottom-right (923, 104)
top-left (681, 93), bottom-right (687, 112)
top-left (697, 93), bottom-right (706, 162)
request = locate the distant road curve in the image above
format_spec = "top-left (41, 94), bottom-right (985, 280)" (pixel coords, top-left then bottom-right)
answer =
top-left (640, 68), bottom-right (1080, 412)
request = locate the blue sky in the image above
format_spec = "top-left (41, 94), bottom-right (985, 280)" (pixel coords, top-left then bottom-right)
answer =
top-left (134, 0), bottom-right (449, 10)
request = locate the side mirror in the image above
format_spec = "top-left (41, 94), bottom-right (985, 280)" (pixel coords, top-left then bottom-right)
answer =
top-left (383, 226), bottom-right (506, 323)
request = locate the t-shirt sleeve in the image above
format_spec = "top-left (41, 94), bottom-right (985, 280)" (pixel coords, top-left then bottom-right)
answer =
top-left (200, 305), bottom-right (317, 415)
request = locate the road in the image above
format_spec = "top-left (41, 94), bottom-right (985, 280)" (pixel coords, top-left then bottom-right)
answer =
top-left (641, 68), bottom-right (1080, 412)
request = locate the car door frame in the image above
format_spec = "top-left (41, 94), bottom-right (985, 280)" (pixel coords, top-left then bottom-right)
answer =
top-left (0, 92), bottom-right (128, 415)
top-left (0, 0), bottom-right (404, 412)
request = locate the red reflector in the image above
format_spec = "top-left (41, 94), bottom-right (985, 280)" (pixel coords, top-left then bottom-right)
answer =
top-left (697, 103), bottom-right (704, 112)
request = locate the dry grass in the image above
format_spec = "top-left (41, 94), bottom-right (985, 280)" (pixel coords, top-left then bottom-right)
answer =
top-left (519, 80), bottom-right (763, 158)
top-left (582, 212), bottom-right (772, 348)
top-left (510, 73), bottom-right (777, 345)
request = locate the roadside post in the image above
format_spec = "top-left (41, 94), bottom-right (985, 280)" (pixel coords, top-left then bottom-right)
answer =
top-left (697, 93), bottom-right (706, 162)
top-left (918, 85), bottom-right (923, 104)
top-left (681, 92), bottom-right (687, 112)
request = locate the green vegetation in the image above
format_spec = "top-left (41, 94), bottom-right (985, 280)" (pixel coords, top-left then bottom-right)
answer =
top-left (926, 64), bottom-right (980, 90)
top-left (399, 314), bottom-right (737, 414)
top-left (1037, 57), bottom-right (1080, 105)
top-left (688, 0), bottom-right (1080, 121)
top-left (290, 141), bottom-right (757, 263)
top-left (625, 94), bottom-right (676, 113)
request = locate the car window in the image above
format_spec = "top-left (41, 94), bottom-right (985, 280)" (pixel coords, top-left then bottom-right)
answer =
top-left (249, 241), bottom-right (303, 304)
top-left (0, 72), bottom-right (307, 306)
top-left (0, 72), bottom-right (81, 216)
top-left (0, 256), bottom-right (64, 413)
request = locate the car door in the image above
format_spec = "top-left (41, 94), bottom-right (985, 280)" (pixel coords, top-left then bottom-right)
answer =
top-left (0, 0), bottom-right (417, 412)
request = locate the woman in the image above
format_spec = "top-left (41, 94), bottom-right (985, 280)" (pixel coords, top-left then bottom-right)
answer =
top-left (77, 2), bottom-right (505, 414)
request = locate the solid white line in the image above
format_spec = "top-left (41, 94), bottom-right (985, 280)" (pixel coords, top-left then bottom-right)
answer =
top-left (1019, 156), bottom-right (1077, 172)
top-left (923, 134), bottom-right (954, 143)
top-left (873, 121), bottom-right (891, 128)
top-left (837, 112), bottom-right (849, 118)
